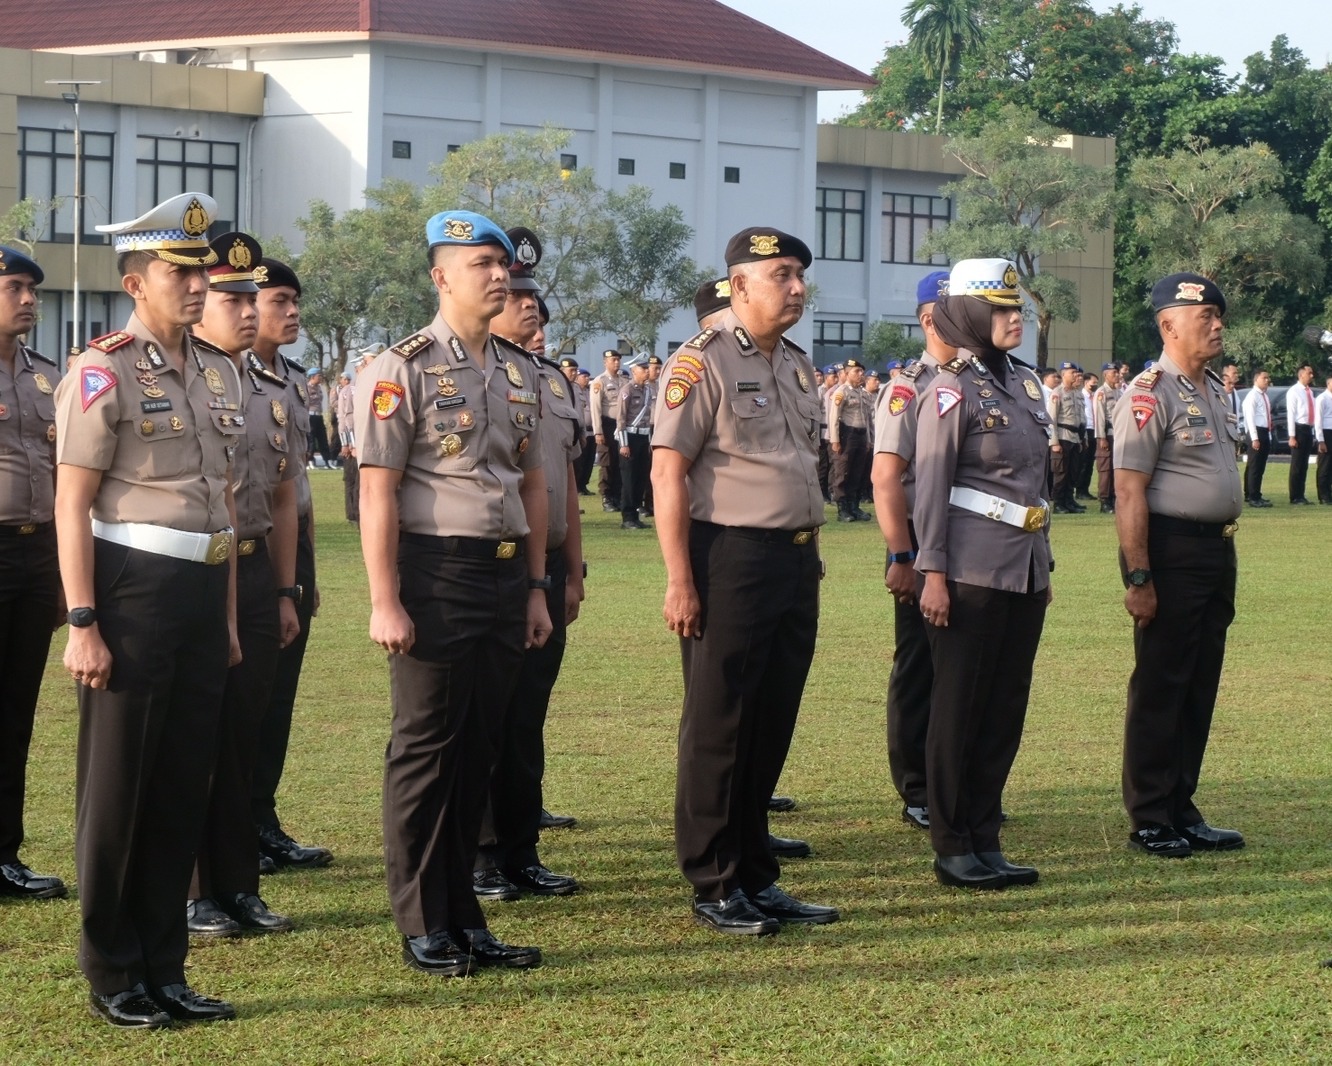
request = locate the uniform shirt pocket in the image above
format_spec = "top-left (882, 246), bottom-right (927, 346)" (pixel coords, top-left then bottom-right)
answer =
top-left (728, 394), bottom-right (781, 454)
top-left (131, 415), bottom-right (191, 479)
top-left (426, 410), bottom-right (479, 471)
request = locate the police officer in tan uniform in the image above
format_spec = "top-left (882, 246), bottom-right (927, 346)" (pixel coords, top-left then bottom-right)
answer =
top-left (1048, 362), bottom-right (1086, 513)
top-left (186, 233), bottom-right (301, 939)
top-left (338, 355), bottom-right (365, 522)
top-left (592, 350), bottom-right (626, 512)
top-left (250, 257), bottom-right (334, 871)
top-left (915, 258), bottom-right (1053, 891)
top-left (356, 210), bottom-right (552, 977)
top-left (562, 357), bottom-right (595, 495)
top-left (616, 353), bottom-right (655, 529)
top-left (1093, 362), bottom-right (1122, 513)
top-left (55, 192), bottom-right (241, 1027)
top-left (0, 246), bottom-right (67, 902)
top-left (870, 270), bottom-right (953, 832)
top-left (474, 228), bottom-right (584, 901)
top-left (829, 359), bottom-right (873, 521)
top-left (1113, 273), bottom-right (1244, 859)
top-left (653, 226), bottom-right (836, 937)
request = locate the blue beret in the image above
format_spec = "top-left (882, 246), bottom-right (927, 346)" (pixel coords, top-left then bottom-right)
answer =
top-left (822, 366), bottom-right (836, 375)
top-left (1101, 362), bottom-right (1116, 372)
top-left (0, 245), bottom-right (44, 285)
top-left (1151, 272), bottom-right (1226, 316)
top-left (425, 210), bottom-right (514, 262)
top-left (305, 367), bottom-right (320, 378)
top-left (916, 270), bottom-right (949, 306)
top-left (1058, 362), bottom-right (1082, 372)
top-left (886, 359), bottom-right (905, 371)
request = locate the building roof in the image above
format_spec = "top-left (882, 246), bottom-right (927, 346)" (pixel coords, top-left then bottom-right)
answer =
top-left (0, 0), bottom-right (874, 89)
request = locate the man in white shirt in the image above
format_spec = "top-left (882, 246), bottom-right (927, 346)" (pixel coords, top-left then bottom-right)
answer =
top-left (1286, 362), bottom-right (1317, 504)
top-left (1241, 370), bottom-right (1274, 507)
top-left (1316, 376), bottom-right (1332, 504)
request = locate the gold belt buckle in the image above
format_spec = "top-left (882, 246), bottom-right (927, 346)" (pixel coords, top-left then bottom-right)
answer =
top-left (206, 529), bottom-right (234, 565)
top-left (18, 524), bottom-right (37, 535)
top-left (237, 539), bottom-right (256, 556)
top-left (496, 541), bottom-right (517, 560)
top-left (1023, 505), bottom-right (1049, 533)
top-left (793, 530), bottom-right (813, 545)
top-left (1222, 522), bottom-right (1238, 539)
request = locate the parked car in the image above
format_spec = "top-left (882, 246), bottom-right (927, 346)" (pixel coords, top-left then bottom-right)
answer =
top-left (1236, 386), bottom-right (1290, 456)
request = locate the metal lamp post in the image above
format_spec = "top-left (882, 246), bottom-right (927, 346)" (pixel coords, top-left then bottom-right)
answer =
top-left (45, 79), bottom-right (101, 355)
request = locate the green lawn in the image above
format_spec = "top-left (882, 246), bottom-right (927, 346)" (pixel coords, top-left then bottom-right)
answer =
top-left (3, 472), bottom-right (1329, 1063)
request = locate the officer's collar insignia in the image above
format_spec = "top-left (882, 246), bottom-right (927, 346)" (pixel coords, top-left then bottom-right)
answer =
top-left (449, 336), bottom-right (468, 362)
top-left (1177, 374), bottom-right (1195, 392)
top-left (734, 326), bottom-right (754, 350)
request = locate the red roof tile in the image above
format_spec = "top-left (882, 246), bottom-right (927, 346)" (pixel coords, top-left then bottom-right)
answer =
top-left (0, 0), bottom-right (873, 88)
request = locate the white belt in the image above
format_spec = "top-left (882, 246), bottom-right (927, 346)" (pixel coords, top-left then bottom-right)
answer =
top-left (92, 519), bottom-right (235, 565)
top-left (627, 427), bottom-right (652, 436)
top-left (949, 487), bottom-right (1050, 533)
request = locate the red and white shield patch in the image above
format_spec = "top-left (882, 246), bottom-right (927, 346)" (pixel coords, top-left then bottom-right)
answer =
top-left (372, 380), bottom-right (405, 419)
top-left (936, 387), bottom-right (962, 417)
top-left (80, 366), bottom-right (117, 411)
top-left (1132, 404), bottom-right (1155, 431)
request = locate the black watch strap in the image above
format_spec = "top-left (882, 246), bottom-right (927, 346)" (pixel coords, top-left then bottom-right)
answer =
top-left (276, 585), bottom-right (303, 604)
top-left (68, 606), bottom-right (97, 628)
top-left (528, 576), bottom-right (553, 590)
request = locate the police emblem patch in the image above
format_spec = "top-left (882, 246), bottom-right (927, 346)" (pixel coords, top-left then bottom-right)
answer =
top-left (271, 399), bottom-right (287, 426)
top-left (204, 367), bottom-right (226, 395)
top-left (80, 367), bottom-right (117, 411)
top-left (1023, 379), bottom-right (1041, 401)
top-left (33, 373), bottom-right (52, 394)
top-left (505, 361), bottom-right (524, 387)
top-left (372, 381), bottom-right (405, 419)
top-left (936, 387), bottom-right (963, 417)
top-left (665, 380), bottom-right (691, 410)
top-left (888, 384), bottom-right (914, 416)
top-left (1132, 404), bottom-right (1155, 431)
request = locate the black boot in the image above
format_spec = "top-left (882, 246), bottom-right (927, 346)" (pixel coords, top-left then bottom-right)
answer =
top-left (836, 501), bottom-right (855, 523)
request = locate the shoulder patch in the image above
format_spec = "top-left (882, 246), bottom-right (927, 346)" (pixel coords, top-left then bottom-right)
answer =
top-left (940, 357), bottom-right (967, 376)
top-left (683, 328), bottom-right (719, 351)
top-left (80, 366), bottom-right (117, 411)
top-left (1135, 369), bottom-right (1161, 391)
top-left (24, 346), bottom-right (57, 367)
top-left (887, 384), bottom-right (915, 416)
top-left (88, 331), bottom-right (134, 354)
top-left (390, 333), bottom-right (433, 360)
top-left (901, 362), bottom-right (925, 381)
top-left (936, 386), bottom-right (963, 417)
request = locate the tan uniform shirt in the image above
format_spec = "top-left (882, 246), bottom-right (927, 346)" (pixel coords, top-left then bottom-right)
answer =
top-left (872, 353), bottom-right (941, 514)
top-left (229, 350), bottom-right (300, 539)
top-left (354, 313), bottom-right (542, 538)
top-left (574, 378), bottom-right (593, 432)
top-left (1112, 354), bottom-right (1242, 523)
top-left (1093, 382), bottom-right (1123, 440)
top-left (652, 311), bottom-right (824, 530)
top-left (828, 382), bottom-right (871, 444)
top-left (534, 359), bottom-right (583, 551)
top-left (590, 370), bottom-right (624, 424)
top-left (275, 354), bottom-right (314, 519)
top-left (55, 313), bottom-right (242, 533)
top-left (616, 380), bottom-right (655, 441)
top-left (914, 351), bottom-right (1054, 593)
top-left (337, 380), bottom-right (357, 446)
top-left (1047, 384), bottom-right (1085, 444)
top-left (0, 346), bottom-right (59, 524)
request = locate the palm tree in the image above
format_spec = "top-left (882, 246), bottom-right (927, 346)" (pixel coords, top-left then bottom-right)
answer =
top-left (902, 0), bottom-right (985, 135)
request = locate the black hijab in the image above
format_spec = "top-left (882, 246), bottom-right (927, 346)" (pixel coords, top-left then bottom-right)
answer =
top-left (931, 295), bottom-right (1010, 376)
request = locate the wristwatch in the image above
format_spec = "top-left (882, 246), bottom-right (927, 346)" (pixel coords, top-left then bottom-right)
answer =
top-left (276, 585), bottom-right (304, 605)
top-left (68, 607), bottom-right (98, 628)
top-left (528, 576), bottom-right (553, 591)
top-left (1126, 568), bottom-right (1152, 587)
top-left (887, 550), bottom-right (917, 565)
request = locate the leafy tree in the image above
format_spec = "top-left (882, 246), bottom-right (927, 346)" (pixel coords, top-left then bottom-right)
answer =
top-left (917, 106), bottom-right (1117, 364)
top-left (593, 186), bottom-right (710, 354)
top-left (902, 0), bottom-right (985, 135)
top-left (0, 197), bottom-right (65, 252)
top-left (863, 320), bottom-right (925, 365)
top-left (290, 200), bottom-right (381, 376)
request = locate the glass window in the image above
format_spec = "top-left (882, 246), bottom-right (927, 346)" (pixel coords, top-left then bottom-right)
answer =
top-left (669, 162), bottom-right (686, 179)
top-left (723, 166), bottom-right (740, 184)
top-left (18, 126), bottom-right (115, 244)
top-left (618, 158), bottom-right (635, 175)
top-left (136, 136), bottom-right (241, 239)
top-left (813, 319), bottom-right (865, 363)
top-left (815, 188), bottom-right (864, 261)
top-left (881, 192), bottom-right (950, 265)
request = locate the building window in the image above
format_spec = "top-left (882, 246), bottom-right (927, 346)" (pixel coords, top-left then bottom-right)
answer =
top-left (815, 188), bottom-right (864, 262)
top-left (881, 193), bottom-right (951, 265)
top-left (392, 140), bottom-right (411, 159)
top-left (560, 153), bottom-right (577, 171)
top-left (136, 136), bottom-right (240, 236)
top-left (618, 158), bottom-right (635, 176)
top-left (723, 166), bottom-right (740, 184)
top-left (813, 319), bottom-right (865, 363)
top-left (669, 162), bottom-right (686, 179)
top-left (446, 144), bottom-right (461, 154)
top-left (18, 127), bottom-right (114, 244)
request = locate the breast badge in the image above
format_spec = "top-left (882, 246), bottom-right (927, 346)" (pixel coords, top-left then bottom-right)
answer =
top-left (46, 423), bottom-right (56, 442)
top-left (423, 364), bottom-right (448, 375)
top-left (505, 360), bottom-right (524, 387)
top-left (170, 416), bottom-right (184, 431)
top-left (33, 373), bottom-right (52, 394)
top-left (796, 368), bottom-right (810, 393)
top-left (438, 377), bottom-right (459, 398)
top-left (140, 419), bottom-right (155, 436)
top-left (1023, 379), bottom-right (1041, 401)
top-left (440, 433), bottom-right (463, 457)
top-left (272, 433), bottom-right (285, 449)
top-left (549, 378), bottom-right (566, 398)
top-left (271, 399), bottom-right (287, 426)
top-left (204, 366), bottom-right (226, 395)
top-left (459, 410), bottom-right (474, 429)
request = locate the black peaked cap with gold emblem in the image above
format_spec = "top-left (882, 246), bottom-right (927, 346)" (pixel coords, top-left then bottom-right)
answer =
top-left (723, 227), bottom-right (812, 270)
top-left (254, 256), bottom-right (301, 296)
top-left (207, 232), bottom-right (264, 293)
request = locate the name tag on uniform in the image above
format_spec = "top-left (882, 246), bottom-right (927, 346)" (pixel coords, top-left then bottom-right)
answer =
top-left (736, 381), bottom-right (761, 392)
top-left (435, 396), bottom-right (466, 409)
top-left (1187, 416), bottom-right (1207, 427)
top-left (141, 399), bottom-right (173, 413)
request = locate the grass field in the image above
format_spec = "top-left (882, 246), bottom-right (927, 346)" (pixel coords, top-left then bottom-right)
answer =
top-left (2, 470), bottom-right (1329, 1064)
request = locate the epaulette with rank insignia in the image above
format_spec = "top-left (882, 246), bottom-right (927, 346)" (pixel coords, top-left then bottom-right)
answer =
top-left (390, 333), bottom-right (433, 360)
top-left (88, 331), bottom-right (134, 354)
top-left (939, 357), bottom-right (968, 376)
top-left (491, 335), bottom-right (536, 363)
top-left (901, 362), bottom-right (925, 381)
top-left (783, 337), bottom-right (807, 356)
top-left (1203, 366), bottom-right (1224, 388)
top-left (283, 354), bottom-right (307, 375)
top-left (682, 328), bottom-right (719, 351)
top-left (1135, 369), bottom-right (1162, 390)
top-left (190, 335), bottom-right (232, 360)
top-left (530, 351), bottom-right (563, 373)
top-left (24, 346), bottom-right (57, 366)
top-left (245, 351), bottom-right (285, 386)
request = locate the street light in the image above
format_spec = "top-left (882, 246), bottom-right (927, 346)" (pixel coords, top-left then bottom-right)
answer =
top-left (45, 79), bottom-right (101, 354)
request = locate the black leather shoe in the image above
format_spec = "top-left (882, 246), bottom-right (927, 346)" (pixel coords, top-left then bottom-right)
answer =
top-left (750, 883), bottom-right (839, 924)
top-left (505, 863), bottom-right (579, 896)
top-left (258, 851), bottom-right (277, 876)
top-left (621, 518), bottom-right (648, 530)
top-left (1128, 824), bottom-right (1192, 857)
top-left (217, 892), bottom-right (294, 933)
top-left (1053, 503), bottom-right (1076, 514)
top-left (1291, 498), bottom-right (1312, 505)
top-left (1100, 502), bottom-right (1115, 513)
top-left (768, 795), bottom-right (797, 813)
top-left (187, 898), bottom-right (242, 938)
top-left (768, 834), bottom-right (811, 859)
top-left (473, 868), bottom-right (523, 901)
top-left (257, 825), bottom-right (333, 869)
top-left (1176, 821), bottom-right (1244, 851)
top-left (1068, 500), bottom-right (1087, 513)
top-left (88, 983), bottom-right (172, 1029)
top-left (933, 853), bottom-right (1007, 890)
top-left (901, 805), bottom-right (929, 830)
top-left (402, 932), bottom-right (474, 977)
top-left (836, 511), bottom-right (857, 523)
top-left (692, 890), bottom-right (779, 936)
top-left (459, 927), bottom-right (542, 969)
top-left (601, 500), bottom-right (619, 513)
top-left (977, 851), bottom-right (1039, 886)
top-left (539, 808), bottom-right (578, 830)
top-left (150, 982), bottom-right (235, 1023)
top-left (0, 861), bottom-right (67, 900)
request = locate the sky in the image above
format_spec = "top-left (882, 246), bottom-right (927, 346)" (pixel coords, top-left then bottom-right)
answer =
top-left (719, 0), bottom-right (1332, 121)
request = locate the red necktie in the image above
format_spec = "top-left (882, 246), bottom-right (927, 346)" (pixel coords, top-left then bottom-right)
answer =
top-left (1263, 393), bottom-right (1270, 430)
top-left (1307, 386), bottom-right (1315, 428)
